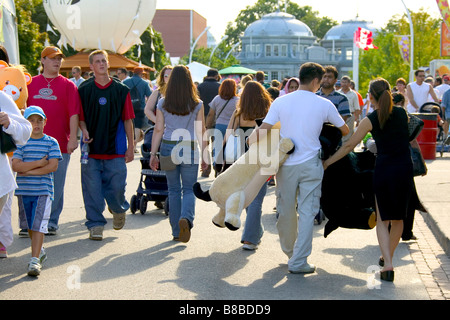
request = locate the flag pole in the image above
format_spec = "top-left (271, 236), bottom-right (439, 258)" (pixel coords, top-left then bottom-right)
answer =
top-left (353, 32), bottom-right (360, 91)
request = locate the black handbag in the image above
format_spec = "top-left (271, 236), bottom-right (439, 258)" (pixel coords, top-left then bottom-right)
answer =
top-left (410, 146), bottom-right (427, 176)
top-left (408, 113), bottom-right (424, 142)
top-left (0, 125), bottom-right (17, 154)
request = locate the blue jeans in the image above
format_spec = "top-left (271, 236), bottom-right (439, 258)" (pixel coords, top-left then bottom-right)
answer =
top-left (81, 157), bottom-right (129, 229)
top-left (48, 153), bottom-right (71, 230)
top-left (161, 142), bottom-right (199, 238)
top-left (212, 124), bottom-right (227, 165)
top-left (241, 181), bottom-right (268, 245)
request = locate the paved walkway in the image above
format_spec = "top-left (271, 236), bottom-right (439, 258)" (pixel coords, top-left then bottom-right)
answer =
top-left (0, 146), bottom-right (449, 301)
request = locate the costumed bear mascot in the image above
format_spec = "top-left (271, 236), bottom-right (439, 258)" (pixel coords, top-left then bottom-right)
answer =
top-left (194, 123), bottom-right (294, 231)
top-left (0, 61), bottom-right (32, 111)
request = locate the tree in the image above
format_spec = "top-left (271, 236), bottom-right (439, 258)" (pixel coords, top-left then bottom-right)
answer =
top-left (15, 0), bottom-right (48, 74)
top-left (124, 26), bottom-right (171, 79)
top-left (358, 9), bottom-right (443, 93)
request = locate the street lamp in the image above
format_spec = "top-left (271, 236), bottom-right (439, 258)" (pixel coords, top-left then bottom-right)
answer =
top-left (209, 35), bottom-right (229, 66)
top-left (401, 0), bottom-right (414, 83)
top-left (189, 26), bottom-right (211, 64)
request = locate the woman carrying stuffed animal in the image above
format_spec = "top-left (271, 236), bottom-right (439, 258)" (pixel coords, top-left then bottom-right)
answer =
top-left (324, 78), bottom-right (414, 282)
top-left (221, 81), bottom-right (271, 250)
top-left (149, 65), bottom-right (208, 243)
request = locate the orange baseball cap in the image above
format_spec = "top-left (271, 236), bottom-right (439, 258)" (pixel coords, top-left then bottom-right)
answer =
top-left (41, 46), bottom-right (65, 59)
top-left (133, 66), bottom-right (144, 74)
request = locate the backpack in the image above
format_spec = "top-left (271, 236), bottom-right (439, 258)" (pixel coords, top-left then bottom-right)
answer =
top-left (129, 80), bottom-right (142, 111)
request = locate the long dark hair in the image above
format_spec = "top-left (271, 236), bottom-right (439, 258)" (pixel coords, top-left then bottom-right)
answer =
top-left (163, 65), bottom-right (200, 115)
top-left (236, 81), bottom-right (271, 121)
top-left (370, 78), bottom-right (393, 129)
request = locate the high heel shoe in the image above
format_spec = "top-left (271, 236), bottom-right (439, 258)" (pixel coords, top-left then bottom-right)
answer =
top-left (378, 257), bottom-right (384, 267)
top-left (380, 270), bottom-right (394, 282)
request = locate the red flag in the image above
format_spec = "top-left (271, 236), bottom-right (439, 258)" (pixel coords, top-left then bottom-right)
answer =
top-left (354, 27), bottom-right (378, 50)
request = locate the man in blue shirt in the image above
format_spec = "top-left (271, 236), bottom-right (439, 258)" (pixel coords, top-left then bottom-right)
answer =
top-left (441, 88), bottom-right (450, 145)
top-left (124, 67), bottom-right (152, 147)
top-left (316, 66), bottom-right (351, 138)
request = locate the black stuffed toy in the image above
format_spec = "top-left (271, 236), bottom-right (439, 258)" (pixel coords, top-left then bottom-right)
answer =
top-left (319, 124), bottom-right (377, 238)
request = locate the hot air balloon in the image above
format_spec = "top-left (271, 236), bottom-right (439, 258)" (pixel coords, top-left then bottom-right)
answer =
top-left (43, 0), bottom-right (157, 54)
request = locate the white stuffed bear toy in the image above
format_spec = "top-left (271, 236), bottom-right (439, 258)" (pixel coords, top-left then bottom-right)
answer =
top-left (194, 124), bottom-right (294, 231)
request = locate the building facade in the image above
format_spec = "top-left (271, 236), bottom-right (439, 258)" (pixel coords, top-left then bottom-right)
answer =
top-left (237, 11), bottom-right (376, 82)
top-left (152, 9), bottom-right (208, 61)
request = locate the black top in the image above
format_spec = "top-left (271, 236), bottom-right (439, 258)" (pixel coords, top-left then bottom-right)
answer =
top-left (197, 78), bottom-right (220, 117)
top-left (78, 78), bottom-right (130, 155)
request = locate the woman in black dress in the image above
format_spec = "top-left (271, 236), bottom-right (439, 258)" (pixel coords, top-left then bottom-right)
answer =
top-left (324, 78), bottom-right (414, 282)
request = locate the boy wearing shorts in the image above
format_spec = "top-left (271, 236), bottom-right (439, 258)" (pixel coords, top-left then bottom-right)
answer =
top-left (12, 106), bottom-right (62, 276)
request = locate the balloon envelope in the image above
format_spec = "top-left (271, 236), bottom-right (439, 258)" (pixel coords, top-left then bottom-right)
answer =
top-left (43, 0), bottom-right (157, 54)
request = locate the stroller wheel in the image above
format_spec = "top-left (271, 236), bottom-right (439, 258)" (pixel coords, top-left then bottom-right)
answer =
top-left (139, 197), bottom-right (148, 215)
top-left (130, 195), bottom-right (137, 214)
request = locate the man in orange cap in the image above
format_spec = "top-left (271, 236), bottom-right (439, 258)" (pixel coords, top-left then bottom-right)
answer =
top-left (26, 46), bottom-right (82, 236)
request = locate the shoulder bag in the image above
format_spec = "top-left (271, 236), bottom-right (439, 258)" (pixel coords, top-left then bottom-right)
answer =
top-left (408, 113), bottom-right (424, 142)
top-left (224, 115), bottom-right (243, 164)
top-left (207, 98), bottom-right (231, 129)
top-left (159, 110), bottom-right (195, 171)
top-left (0, 125), bottom-right (17, 154)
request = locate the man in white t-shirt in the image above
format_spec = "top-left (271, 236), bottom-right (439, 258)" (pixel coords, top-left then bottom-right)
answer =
top-left (338, 76), bottom-right (360, 143)
top-left (406, 69), bottom-right (439, 113)
top-left (248, 63), bottom-right (349, 274)
top-left (434, 75), bottom-right (450, 101)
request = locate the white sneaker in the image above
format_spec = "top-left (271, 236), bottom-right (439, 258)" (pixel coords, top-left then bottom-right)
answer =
top-left (289, 263), bottom-right (316, 274)
top-left (242, 243), bottom-right (258, 250)
top-left (27, 257), bottom-right (42, 277)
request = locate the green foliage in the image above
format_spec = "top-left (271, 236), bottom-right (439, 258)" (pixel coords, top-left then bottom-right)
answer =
top-left (123, 26), bottom-right (171, 80)
top-left (14, 0), bottom-right (48, 74)
top-left (358, 8), bottom-right (444, 94)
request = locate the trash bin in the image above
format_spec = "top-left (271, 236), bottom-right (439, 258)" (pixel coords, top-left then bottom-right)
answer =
top-left (414, 113), bottom-right (438, 160)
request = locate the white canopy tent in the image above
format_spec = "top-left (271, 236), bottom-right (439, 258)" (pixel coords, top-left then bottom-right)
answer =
top-left (186, 61), bottom-right (210, 84)
top-left (0, 0), bottom-right (19, 64)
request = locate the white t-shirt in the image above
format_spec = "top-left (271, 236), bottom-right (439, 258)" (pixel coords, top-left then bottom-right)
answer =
top-left (407, 82), bottom-right (431, 113)
top-left (434, 83), bottom-right (450, 100)
top-left (263, 90), bottom-right (345, 166)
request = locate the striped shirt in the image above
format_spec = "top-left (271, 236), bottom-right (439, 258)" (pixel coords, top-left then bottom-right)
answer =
top-left (13, 135), bottom-right (62, 200)
top-left (316, 89), bottom-right (351, 117)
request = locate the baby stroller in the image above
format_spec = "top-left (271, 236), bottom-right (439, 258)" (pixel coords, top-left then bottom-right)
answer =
top-left (130, 126), bottom-right (169, 215)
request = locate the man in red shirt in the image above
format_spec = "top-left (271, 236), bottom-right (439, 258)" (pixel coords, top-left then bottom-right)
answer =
top-left (78, 50), bottom-right (135, 241)
top-left (27, 46), bottom-right (82, 235)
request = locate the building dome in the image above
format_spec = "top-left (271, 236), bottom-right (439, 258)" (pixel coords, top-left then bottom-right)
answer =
top-left (244, 11), bottom-right (314, 37)
top-left (324, 19), bottom-right (376, 40)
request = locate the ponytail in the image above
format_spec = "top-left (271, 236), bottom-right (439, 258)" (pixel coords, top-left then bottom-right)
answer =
top-left (369, 78), bottom-right (393, 129)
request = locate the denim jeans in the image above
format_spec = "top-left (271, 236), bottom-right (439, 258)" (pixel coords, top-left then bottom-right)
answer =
top-left (48, 153), bottom-right (71, 230)
top-left (161, 142), bottom-right (199, 238)
top-left (241, 181), bottom-right (268, 245)
top-left (212, 124), bottom-right (227, 165)
top-left (81, 157), bottom-right (129, 229)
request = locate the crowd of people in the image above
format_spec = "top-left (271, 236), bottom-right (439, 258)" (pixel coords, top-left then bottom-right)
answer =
top-left (1, 44), bottom-right (447, 281)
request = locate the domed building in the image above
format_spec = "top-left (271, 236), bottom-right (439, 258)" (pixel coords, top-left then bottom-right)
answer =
top-left (237, 11), bottom-right (376, 83)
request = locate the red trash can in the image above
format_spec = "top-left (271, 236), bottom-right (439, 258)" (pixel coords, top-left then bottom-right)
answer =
top-left (414, 113), bottom-right (438, 160)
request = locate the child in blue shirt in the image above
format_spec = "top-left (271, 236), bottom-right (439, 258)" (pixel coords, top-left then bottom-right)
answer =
top-left (12, 106), bottom-right (62, 277)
